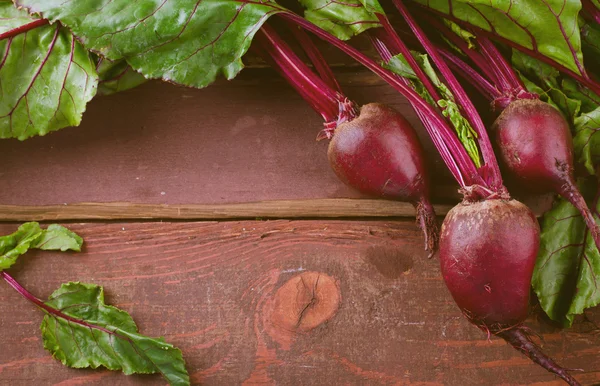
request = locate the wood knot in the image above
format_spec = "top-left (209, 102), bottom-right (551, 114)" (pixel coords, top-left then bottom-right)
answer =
top-left (265, 271), bottom-right (341, 349)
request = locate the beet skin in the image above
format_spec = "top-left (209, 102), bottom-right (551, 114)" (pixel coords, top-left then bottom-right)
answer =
top-left (493, 99), bottom-right (600, 252)
top-left (440, 198), bottom-right (580, 385)
top-left (328, 103), bottom-right (438, 255)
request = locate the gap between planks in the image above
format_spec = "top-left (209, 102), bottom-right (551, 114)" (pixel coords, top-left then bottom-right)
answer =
top-left (0, 199), bottom-right (453, 222)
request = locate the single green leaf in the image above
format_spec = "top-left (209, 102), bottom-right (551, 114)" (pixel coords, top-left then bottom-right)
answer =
top-left (0, 19), bottom-right (98, 140)
top-left (32, 224), bottom-right (83, 252)
top-left (533, 179), bottom-right (600, 327)
top-left (573, 106), bottom-right (600, 175)
top-left (42, 282), bottom-right (189, 386)
top-left (0, 222), bottom-right (82, 271)
top-left (17, 0), bottom-right (287, 89)
top-left (95, 58), bottom-right (148, 96)
top-left (413, 0), bottom-right (586, 76)
top-left (512, 50), bottom-right (581, 122)
top-left (383, 52), bottom-right (481, 167)
top-left (443, 20), bottom-right (477, 49)
top-left (298, 0), bottom-right (380, 40)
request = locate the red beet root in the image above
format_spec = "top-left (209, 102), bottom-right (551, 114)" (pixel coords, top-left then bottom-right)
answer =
top-left (328, 103), bottom-right (438, 256)
top-left (493, 99), bottom-right (600, 252)
top-left (440, 198), bottom-right (580, 385)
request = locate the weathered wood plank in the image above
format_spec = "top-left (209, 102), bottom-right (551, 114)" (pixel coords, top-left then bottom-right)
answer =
top-left (0, 199), bottom-right (453, 221)
top-left (0, 76), bottom-right (453, 207)
top-left (0, 221), bottom-right (598, 385)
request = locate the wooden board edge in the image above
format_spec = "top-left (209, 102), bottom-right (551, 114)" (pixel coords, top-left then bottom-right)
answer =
top-left (0, 199), bottom-right (453, 221)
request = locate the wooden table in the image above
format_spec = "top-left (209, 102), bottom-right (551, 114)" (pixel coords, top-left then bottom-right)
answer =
top-left (1, 71), bottom-right (599, 385)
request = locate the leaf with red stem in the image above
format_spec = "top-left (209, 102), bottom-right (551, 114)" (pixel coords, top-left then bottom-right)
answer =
top-left (411, 0), bottom-right (586, 77)
top-left (534, 178), bottom-right (600, 327)
top-left (1, 275), bottom-right (189, 385)
top-left (0, 0), bottom-right (42, 34)
top-left (16, 0), bottom-right (288, 89)
top-left (298, 0), bottom-right (380, 40)
top-left (0, 3), bottom-right (98, 140)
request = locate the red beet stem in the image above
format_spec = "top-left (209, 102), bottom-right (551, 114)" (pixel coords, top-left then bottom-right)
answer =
top-left (255, 23), bottom-right (356, 125)
top-left (415, 197), bottom-right (439, 258)
top-left (392, 0), bottom-right (503, 191)
top-left (439, 49), bottom-right (501, 101)
top-left (558, 177), bottom-right (600, 253)
top-left (0, 19), bottom-right (49, 40)
top-left (286, 23), bottom-right (342, 93)
top-left (369, 33), bottom-right (467, 187)
top-left (374, 16), bottom-right (442, 103)
top-left (497, 327), bottom-right (581, 386)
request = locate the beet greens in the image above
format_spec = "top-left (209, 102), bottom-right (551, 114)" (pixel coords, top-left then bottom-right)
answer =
top-left (0, 223), bottom-right (190, 385)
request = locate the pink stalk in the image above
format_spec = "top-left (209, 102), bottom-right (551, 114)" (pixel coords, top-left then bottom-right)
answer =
top-left (413, 6), bottom-right (600, 96)
top-left (370, 33), bottom-right (466, 186)
top-left (255, 24), bottom-right (347, 124)
top-left (418, 15), bottom-right (501, 86)
top-left (0, 19), bottom-right (49, 40)
top-left (392, 0), bottom-right (503, 190)
top-left (439, 49), bottom-right (501, 101)
top-left (374, 15), bottom-right (442, 103)
top-left (286, 23), bottom-right (342, 93)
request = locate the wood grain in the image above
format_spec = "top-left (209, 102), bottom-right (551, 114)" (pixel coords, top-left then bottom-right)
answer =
top-left (0, 76), bottom-right (454, 208)
top-left (0, 221), bottom-right (598, 386)
top-left (0, 199), bottom-right (453, 221)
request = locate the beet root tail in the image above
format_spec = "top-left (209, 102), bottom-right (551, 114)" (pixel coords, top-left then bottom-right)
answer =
top-left (497, 327), bottom-right (581, 386)
top-left (559, 179), bottom-right (600, 254)
top-left (415, 198), bottom-right (439, 258)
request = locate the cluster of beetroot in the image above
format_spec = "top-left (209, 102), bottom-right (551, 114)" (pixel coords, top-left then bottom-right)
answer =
top-left (256, 4), bottom-right (599, 386)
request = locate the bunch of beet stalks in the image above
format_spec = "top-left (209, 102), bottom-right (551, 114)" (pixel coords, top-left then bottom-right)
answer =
top-left (255, 4), bottom-right (600, 385)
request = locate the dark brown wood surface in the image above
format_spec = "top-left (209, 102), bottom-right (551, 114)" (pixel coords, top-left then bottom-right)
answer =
top-left (1, 221), bottom-right (599, 386)
top-left (0, 76), bottom-right (453, 208)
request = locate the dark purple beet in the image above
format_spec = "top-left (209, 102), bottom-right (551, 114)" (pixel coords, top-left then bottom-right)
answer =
top-left (440, 198), bottom-right (580, 385)
top-left (327, 103), bottom-right (438, 256)
top-left (493, 99), bottom-right (600, 252)
top-left (440, 199), bottom-right (539, 328)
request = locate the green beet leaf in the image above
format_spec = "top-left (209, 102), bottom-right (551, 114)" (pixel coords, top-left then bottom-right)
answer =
top-left (0, 0), bottom-right (38, 33)
top-left (41, 282), bottom-right (189, 386)
top-left (95, 57), bottom-right (148, 96)
top-left (581, 17), bottom-right (600, 67)
top-left (573, 106), bottom-right (600, 175)
top-left (0, 222), bottom-right (82, 271)
top-left (0, 10), bottom-right (98, 140)
top-left (533, 179), bottom-right (600, 327)
top-left (17, 0), bottom-right (287, 89)
top-left (298, 0), bottom-right (380, 40)
top-left (412, 0), bottom-right (586, 77)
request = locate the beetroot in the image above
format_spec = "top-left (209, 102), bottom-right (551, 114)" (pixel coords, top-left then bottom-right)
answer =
top-left (493, 99), bottom-right (600, 251)
top-left (440, 198), bottom-right (580, 385)
top-left (328, 103), bottom-right (438, 255)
